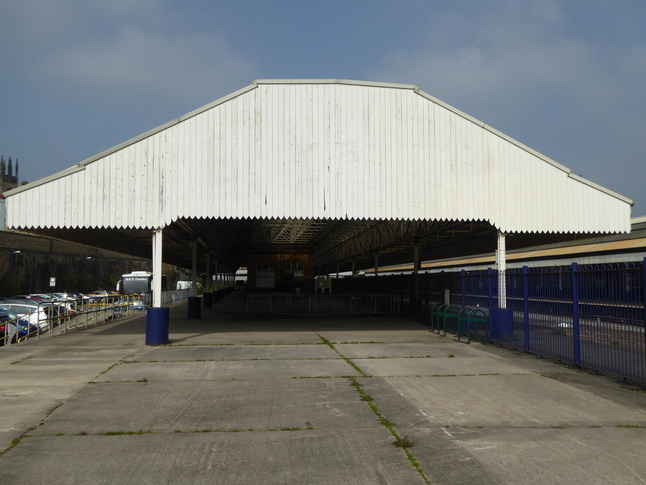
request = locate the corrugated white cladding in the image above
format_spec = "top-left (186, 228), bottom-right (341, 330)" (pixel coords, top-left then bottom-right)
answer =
top-left (5, 80), bottom-right (632, 233)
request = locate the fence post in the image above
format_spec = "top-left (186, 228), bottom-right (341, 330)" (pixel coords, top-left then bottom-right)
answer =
top-left (523, 265), bottom-right (530, 352)
top-left (572, 262), bottom-right (581, 367)
top-left (461, 270), bottom-right (466, 309)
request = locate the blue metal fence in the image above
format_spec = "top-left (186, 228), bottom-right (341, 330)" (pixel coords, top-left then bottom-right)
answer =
top-left (455, 260), bottom-right (645, 385)
top-left (334, 262), bottom-right (644, 384)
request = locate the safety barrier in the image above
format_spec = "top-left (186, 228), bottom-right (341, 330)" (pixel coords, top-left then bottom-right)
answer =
top-left (403, 260), bottom-right (645, 384)
top-left (246, 294), bottom-right (400, 315)
top-left (1, 290), bottom-right (192, 348)
top-left (1, 313), bottom-right (39, 346)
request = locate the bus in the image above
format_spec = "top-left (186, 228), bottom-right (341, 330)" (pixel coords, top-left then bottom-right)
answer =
top-left (117, 271), bottom-right (167, 296)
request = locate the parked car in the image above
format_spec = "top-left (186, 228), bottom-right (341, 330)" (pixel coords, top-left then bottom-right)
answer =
top-left (0, 309), bottom-right (38, 345)
top-left (0, 320), bottom-right (17, 346)
top-left (85, 290), bottom-right (112, 305)
top-left (0, 302), bottom-right (52, 330)
top-left (43, 293), bottom-right (77, 313)
top-left (30, 293), bottom-right (57, 302)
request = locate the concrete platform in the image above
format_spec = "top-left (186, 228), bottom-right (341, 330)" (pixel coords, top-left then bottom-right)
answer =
top-left (1, 294), bottom-right (644, 484)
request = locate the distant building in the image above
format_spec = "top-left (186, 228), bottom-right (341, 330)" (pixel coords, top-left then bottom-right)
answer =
top-left (1, 156), bottom-right (19, 192)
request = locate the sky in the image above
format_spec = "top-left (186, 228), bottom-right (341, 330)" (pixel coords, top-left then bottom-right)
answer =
top-left (1, 0), bottom-right (645, 216)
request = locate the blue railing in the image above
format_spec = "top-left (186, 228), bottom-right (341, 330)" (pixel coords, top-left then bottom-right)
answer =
top-left (455, 260), bottom-right (645, 385)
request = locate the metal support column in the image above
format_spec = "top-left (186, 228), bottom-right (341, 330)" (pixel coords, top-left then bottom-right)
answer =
top-left (191, 241), bottom-right (197, 294)
top-left (496, 230), bottom-right (507, 308)
top-left (146, 228), bottom-right (169, 345)
top-left (205, 253), bottom-right (211, 291)
top-left (523, 265), bottom-right (530, 352)
top-left (572, 262), bottom-right (581, 366)
top-left (413, 242), bottom-right (420, 298)
top-left (152, 229), bottom-right (163, 308)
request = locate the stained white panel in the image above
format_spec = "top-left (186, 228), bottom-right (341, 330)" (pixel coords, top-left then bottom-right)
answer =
top-left (4, 80), bottom-right (632, 234)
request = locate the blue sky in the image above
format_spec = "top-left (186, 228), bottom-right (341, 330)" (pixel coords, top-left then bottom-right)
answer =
top-left (1, 0), bottom-right (645, 216)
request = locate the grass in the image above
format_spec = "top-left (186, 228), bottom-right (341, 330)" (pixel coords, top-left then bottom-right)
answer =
top-left (319, 336), bottom-right (336, 349)
top-left (318, 335), bottom-right (370, 376)
top-left (393, 436), bottom-right (414, 448)
top-left (100, 430), bottom-right (152, 436)
top-left (293, 376), bottom-right (333, 379)
top-left (347, 376), bottom-right (428, 484)
top-left (167, 427), bottom-right (315, 435)
top-left (98, 363), bottom-right (119, 376)
top-left (311, 334), bottom-right (428, 482)
top-left (337, 341), bottom-right (385, 344)
top-left (0, 437), bottom-right (22, 457)
top-left (10, 356), bottom-right (33, 365)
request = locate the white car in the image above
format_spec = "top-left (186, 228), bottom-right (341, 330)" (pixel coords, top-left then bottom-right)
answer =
top-left (0, 302), bottom-right (51, 330)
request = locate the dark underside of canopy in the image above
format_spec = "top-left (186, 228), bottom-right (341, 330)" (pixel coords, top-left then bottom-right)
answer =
top-left (26, 218), bottom-right (588, 275)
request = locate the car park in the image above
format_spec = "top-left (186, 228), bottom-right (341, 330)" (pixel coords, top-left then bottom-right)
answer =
top-left (44, 293), bottom-right (77, 313)
top-left (0, 308), bottom-right (38, 345)
top-left (0, 301), bottom-right (52, 330)
top-left (0, 319), bottom-right (17, 346)
top-left (30, 293), bottom-right (57, 302)
top-left (8, 294), bottom-right (74, 322)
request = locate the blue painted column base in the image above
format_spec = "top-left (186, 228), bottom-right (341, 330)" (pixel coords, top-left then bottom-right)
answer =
top-left (146, 307), bottom-right (169, 345)
top-left (490, 308), bottom-right (514, 341)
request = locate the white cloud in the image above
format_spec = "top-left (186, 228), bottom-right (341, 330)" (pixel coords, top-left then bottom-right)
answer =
top-left (2, 1), bottom-right (257, 110)
top-left (369, 0), bottom-right (609, 123)
top-left (41, 23), bottom-right (256, 107)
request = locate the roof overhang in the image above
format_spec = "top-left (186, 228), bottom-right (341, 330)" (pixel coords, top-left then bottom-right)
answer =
top-left (3, 80), bottom-right (634, 274)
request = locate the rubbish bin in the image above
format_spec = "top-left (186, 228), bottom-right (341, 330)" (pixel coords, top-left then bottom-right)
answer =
top-left (187, 296), bottom-right (201, 319)
top-left (146, 307), bottom-right (169, 345)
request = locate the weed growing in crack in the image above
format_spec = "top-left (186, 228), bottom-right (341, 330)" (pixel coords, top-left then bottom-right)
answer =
top-left (393, 436), bottom-right (414, 448)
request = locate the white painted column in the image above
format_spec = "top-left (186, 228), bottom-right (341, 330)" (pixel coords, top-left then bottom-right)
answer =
top-left (496, 230), bottom-right (507, 308)
top-left (152, 229), bottom-right (163, 308)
